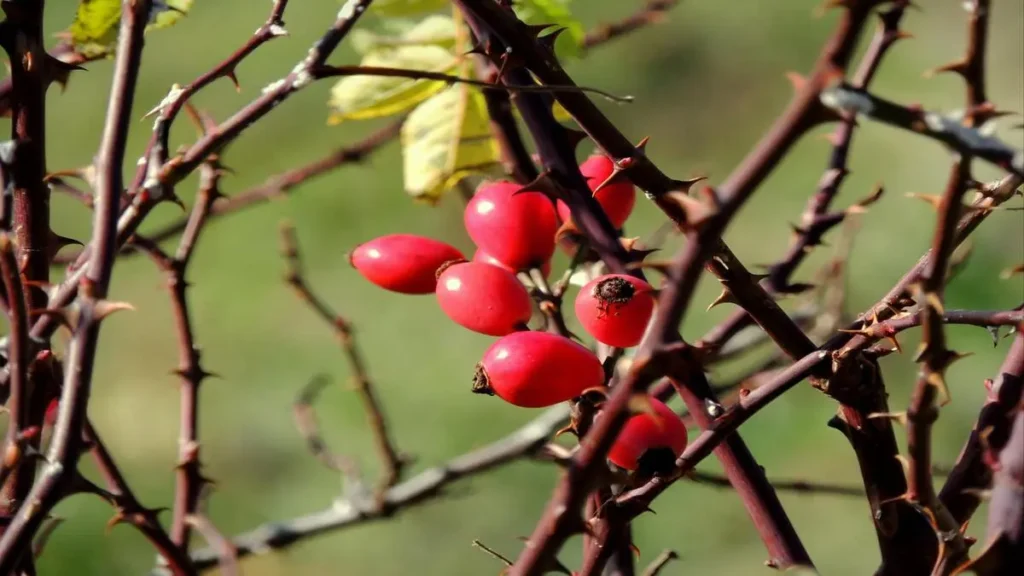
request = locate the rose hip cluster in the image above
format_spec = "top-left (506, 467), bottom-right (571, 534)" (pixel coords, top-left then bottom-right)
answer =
top-left (349, 154), bottom-right (687, 472)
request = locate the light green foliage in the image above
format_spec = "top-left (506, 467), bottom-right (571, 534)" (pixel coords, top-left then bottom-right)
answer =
top-left (351, 15), bottom-right (458, 55)
top-left (68, 0), bottom-right (194, 58)
top-left (330, 3), bottom-right (582, 200)
top-left (401, 84), bottom-right (501, 202)
top-left (369, 0), bottom-right (450, 17)
top-left (515, 0), bottom-right (584, 60)
top-left (327, 44), bottom-right (457, 123)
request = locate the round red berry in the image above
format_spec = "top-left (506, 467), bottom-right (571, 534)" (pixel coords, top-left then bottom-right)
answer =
top-left (464, 181), bottom-right (558, 271)
top-left (575, 274), bottom-right (655, 348)
top-left (473, 248), bottom-right (552, 278)
top-left (556, 154), bottom-right (637, 230)
top-left (436, 261), bottom-right (533, 336)
top-left (350, 234), bottom-right (464, 294)
top-left (473, 331), bottom-right (605, 407)
top-left (608, 397), bottom-right (688, 472)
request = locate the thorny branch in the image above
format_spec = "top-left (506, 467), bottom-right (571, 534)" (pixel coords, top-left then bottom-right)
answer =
top-left (280, 223), bottom-right (406, 500)
top-left (0, 1), bottom-right (155, 572)
top-left (131, 161), bottom-right (224, 553)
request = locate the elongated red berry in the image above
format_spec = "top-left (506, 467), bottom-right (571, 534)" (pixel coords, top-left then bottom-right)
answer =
top-left (465, 181), bottom-right (558, 271)
top-left (436, 261), bottom-right (532, 336)
top-left (44, 399), bottom-right (59, 427)
top-left (473, 248), bottom-right (552, 278)
top-left (350, 234), bottom-right (464, 294)
top-left (557, 154), bottom-right (637, 230)
top-left (608, 397), bottom-right (688, 472)
top-left (575, 274), bottom-right (655, 348)
top-left (473, 331), bottom-right (605, 407)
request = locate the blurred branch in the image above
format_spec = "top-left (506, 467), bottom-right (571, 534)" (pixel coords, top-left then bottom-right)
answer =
top-left (186, 515), bottom-right (239, 576)
top-left (54, 119), bottom-right (403, 266)
top-left (698, 1), bottom-right (907, 355)
top-left (280, 222), bottom-right (406, 500)
top-left (83, 421), bottom-right (195, 575)
top-left (940, 327), bottom-right (1024, 525)
top-left (820, 85), bottom-right (1023, 177)
top-left (188, 406), bottom-right (569, 570)
top-left (581, 1), bottom-right (680, 51)
top-left (640, 550), bottom-right (679, 576)
top-left (292, 375), bottom-right (363, 478)
top-left (687, 471), bottom-right (863, 497)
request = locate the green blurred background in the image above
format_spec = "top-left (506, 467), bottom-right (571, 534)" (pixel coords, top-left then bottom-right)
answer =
top-left (6, 0), bottom-right (1023, 574)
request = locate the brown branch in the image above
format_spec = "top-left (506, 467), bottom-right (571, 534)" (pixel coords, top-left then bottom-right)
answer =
top-left (143, 0), bottom-right (375, 197)
top-left (905, 158), bottom-right (971, 573)
top-left (14, 0), bottom-right (380, 352)
top-left (280, 222), bottom-right (406, 499)
top-left (940, 328), bottom-right (1024, 525)
top-left (0, 2), bottom-right (153, 570)
top-left (687, 471), bottom-right (864, 497)
top-left (51, 119), bottom-right (402, 267)
top-left (129, 0), bottom-right (291, 195)
top-left (292, 375), bottom-right (362, 478)
top-left (977, 343), bottom-right (1024, 573)
top-left (581, 1), bottom-right (680, 50)
top-left (83, 422), bottom-right (195, 575)
top-left (820, 85), bottom-right (1022, 177)
top-left (704, 3), bottom-right (909, 350)
top-left (185, 515), bottom-right (238, 576)
top-left (454, 1), bottom-right (882, 572)
top-left (0, 2), bottom-right (53, 551)
top-left (189, 406), bottom-right (570, 570)
top-left (132, 161), bottom-right (223, 552)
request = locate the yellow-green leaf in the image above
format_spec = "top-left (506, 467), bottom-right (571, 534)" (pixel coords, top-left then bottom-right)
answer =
top-left (68, 0), bottom-right (194, 59)
top-left (328, 45), bottom-right (457, 123)
top-left (351, 14), bottom-right (457, 55)
top-left (401, 85), bottom-right (501, 202)
top-left (370, 0), bottom-right (449, 17)
top-left (514, 0), bottom-right (584, 60)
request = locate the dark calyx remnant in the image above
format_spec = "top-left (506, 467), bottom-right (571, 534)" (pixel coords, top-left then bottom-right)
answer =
top-left (594, 275), bottom-right (634, 316)
top-left (472, 363), bottom-right (494, 396)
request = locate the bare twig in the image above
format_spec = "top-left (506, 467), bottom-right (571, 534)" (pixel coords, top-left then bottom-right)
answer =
top-left (281, 223), bottom-right (406, 500)
top-left (640, 550), bottom-right (679, 576)
top-left (582, 1), bottom-right (680, 50)
top-left (292, 375), bottom-right (362, 478)
top-left (940, 328), bottom-right (1024, 525)
top-left (132, 160), bottom-right (223, 551)
top-left (186, 515), bottom-right (239, 576)
top-left (129, 0), bottom-right (292, 195)
top-left (820, 85), bottom-right (1022, 177)
top-left (188, 406), bottom-right (569, 570)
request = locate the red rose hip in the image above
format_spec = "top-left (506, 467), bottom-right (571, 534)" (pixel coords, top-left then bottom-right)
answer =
top-left (608, 397), bottom-right (688, 471)
top-left (556, 154), bottom-right (637, 230)
top-left (436, 261), bottom-right (533, 336)
top-left (575, 274), bottom-right (655, 348)
top-left (349, 234), bottom-right (464, 294)
top-left (473, 331), bottom-right (605, 407)
top-left (464, 181), bottom-right (558, 271)
top-left (473, 248), bottom-right (552, 278)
